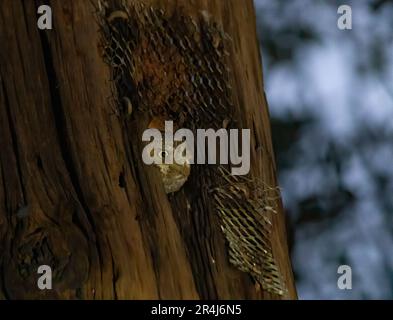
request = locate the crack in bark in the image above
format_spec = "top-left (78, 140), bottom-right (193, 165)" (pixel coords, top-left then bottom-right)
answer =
top-left (1, 78), bottom-right (27, 212)
top-left (37, 24), bottom-right (102, 296)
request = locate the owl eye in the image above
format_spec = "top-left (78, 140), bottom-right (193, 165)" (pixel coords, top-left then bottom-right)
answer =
top-left (161, 150), bottom-right (169, 158)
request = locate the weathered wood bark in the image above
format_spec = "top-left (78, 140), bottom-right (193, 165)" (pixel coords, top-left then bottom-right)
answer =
top-left (0, 0), bottom-right (297, 299)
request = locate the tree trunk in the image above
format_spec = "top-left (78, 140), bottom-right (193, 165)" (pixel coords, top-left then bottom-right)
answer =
top-left (0, 0), bottom-right (296, 299)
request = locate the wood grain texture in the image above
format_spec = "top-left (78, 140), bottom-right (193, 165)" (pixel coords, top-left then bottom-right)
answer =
top-left (0, 0), bottom-right (297, 299)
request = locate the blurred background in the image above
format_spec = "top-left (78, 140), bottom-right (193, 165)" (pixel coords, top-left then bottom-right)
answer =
top-left (253, 0), bottom-right (393, 299)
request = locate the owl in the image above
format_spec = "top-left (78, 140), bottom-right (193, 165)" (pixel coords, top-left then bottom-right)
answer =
top-left (148, 118), bottom-right (191, 194)
top-left (156, 161), bottom-right (191, 194)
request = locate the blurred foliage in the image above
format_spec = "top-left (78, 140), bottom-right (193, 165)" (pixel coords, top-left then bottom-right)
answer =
top-left (255, 0), bottom-right (393, 299)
